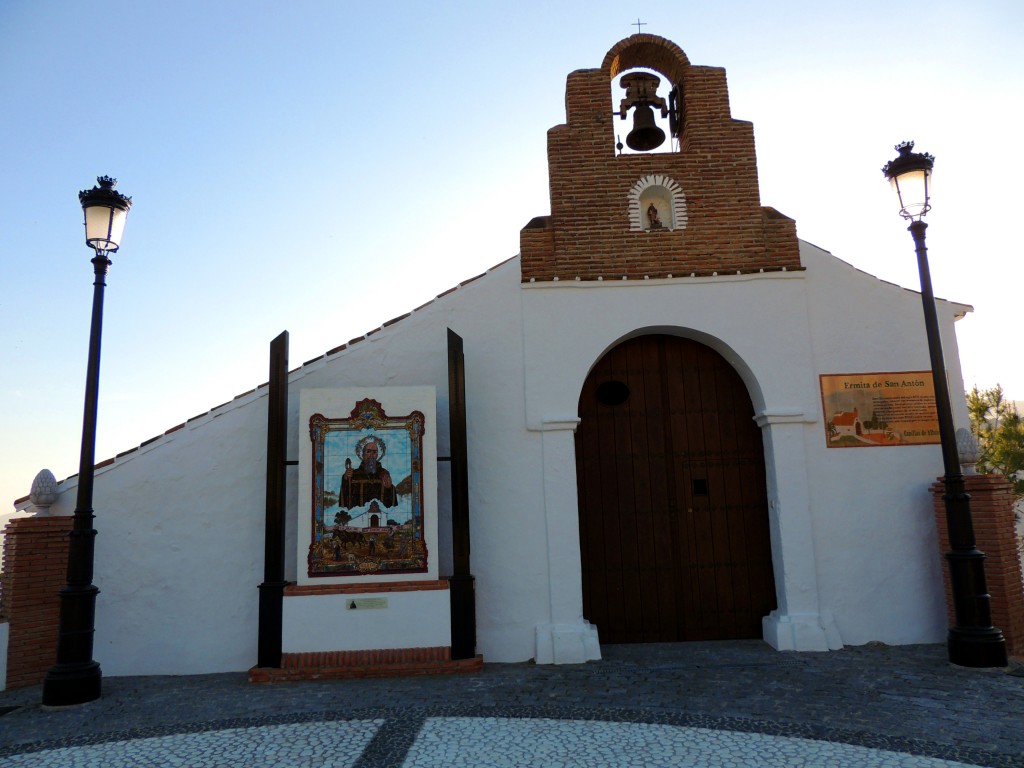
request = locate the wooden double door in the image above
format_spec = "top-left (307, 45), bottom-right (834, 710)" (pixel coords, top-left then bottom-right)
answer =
top-left (575, 334), bottom-right (777, 643)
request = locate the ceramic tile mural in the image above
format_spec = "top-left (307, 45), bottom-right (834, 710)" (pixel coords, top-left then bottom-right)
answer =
top-left (307, 398), bottom-right (427, 576)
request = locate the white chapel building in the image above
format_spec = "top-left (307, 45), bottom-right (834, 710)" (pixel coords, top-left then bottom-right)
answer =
top-left (5, 34), bottom-right (972, 679)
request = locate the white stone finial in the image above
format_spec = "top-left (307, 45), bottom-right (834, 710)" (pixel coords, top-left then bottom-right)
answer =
top-left (29, 468), bottom-right (59, 514)
top-left (956, 428), bottom-right (980, 474)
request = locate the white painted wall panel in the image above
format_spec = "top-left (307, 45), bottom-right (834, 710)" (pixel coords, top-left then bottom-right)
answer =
top-left (24, 245), bottom-right (968, 674)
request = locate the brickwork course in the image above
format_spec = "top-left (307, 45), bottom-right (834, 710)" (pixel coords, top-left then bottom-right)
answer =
top-left (1, 516), bottom-right (71, 689)
top-left (248, 647), bottom-right (483, 682)
top-left (932, 473), bottom-right (1024, 657)
top-left (520, 34), bottom-right (801, 282)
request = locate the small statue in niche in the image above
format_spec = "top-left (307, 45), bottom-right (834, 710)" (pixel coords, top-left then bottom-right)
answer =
top-left (647, 203), bottom-right (663, 229)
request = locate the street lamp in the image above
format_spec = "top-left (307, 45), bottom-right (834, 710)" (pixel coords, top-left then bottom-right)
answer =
top-left (42, 176), bottom-right (132, 706)
top-left (882, 142), bottom-right (1007, 668)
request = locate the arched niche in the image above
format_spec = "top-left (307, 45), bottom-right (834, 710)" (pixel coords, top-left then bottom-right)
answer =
top-left (628, 175), bottom-right (688, 232)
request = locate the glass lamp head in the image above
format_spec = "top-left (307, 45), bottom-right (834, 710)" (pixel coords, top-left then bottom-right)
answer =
top-left (80, 176), bottom-right (132, 253)
top-left (882, 142), bottom-right (934, 221)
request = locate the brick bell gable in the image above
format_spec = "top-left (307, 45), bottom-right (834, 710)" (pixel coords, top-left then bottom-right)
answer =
top-left (520, 33), bottom-right (801, 282)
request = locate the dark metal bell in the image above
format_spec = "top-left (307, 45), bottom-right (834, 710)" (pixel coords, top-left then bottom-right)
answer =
top-left (626, 104), bottom-right (665, 151)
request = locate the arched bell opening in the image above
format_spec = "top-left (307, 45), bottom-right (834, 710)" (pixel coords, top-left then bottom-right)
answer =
top-left (612, 68), bottom-right (680, 155)
top-left (602, 35), bottom-right (690, 157)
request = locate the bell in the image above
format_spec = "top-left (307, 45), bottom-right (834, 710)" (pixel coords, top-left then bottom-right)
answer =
top-left (626, 104), bottom-right (665, 151)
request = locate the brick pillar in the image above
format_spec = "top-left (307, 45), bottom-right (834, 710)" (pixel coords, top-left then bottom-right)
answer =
top-left (1, 516), bottom-right (73, 688)
top-left (931, 474), bottom-right (1024, 658)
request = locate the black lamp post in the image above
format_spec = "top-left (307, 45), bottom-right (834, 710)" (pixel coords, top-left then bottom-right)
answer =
top-left (882, 143), bottom-right (1007, 668)
top-left (42, 176), bottom-right (132, 706)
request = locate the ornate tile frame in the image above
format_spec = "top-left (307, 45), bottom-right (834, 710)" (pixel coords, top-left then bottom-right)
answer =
top-left (296, 387), bottom-right (438, 586)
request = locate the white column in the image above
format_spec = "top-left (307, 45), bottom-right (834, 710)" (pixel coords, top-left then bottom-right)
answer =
top-left (756, 410), bottom-right (843, 652)
top-left (533, 418), bottom-right (601, 664)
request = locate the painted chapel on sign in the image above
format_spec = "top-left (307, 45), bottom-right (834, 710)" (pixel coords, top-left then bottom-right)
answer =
top-left (5, 33), bottom-right (1008, 687)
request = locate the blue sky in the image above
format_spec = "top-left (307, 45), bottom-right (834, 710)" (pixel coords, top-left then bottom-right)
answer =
top-left (2, 1), bottom-right (1021, 510)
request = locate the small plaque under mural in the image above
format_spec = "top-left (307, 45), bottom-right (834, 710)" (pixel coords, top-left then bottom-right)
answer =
top-left (346, 597), bottom-right (388, 610)
top-left (820, 371), bottom-right (940, 448)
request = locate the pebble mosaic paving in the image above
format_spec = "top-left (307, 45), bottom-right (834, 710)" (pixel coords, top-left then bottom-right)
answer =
top-left (0, 714), bottom-right (1001, 768)
top-left (408, 718), bottom-right (986, 768)
top-left (2, 643), bottom-right (1021, 767)
top-left (2, 720), bottom-right (383, 767)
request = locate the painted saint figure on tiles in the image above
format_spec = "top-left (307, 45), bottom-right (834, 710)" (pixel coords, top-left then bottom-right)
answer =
top-left (339, 435), bottom-right (396, 509)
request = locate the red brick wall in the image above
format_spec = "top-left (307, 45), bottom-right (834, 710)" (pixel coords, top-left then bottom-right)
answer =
top-left (521, 34), bottom-right (801, 282)
top-left (1, 516), bottom-right (71, 689)
top-left (249, 646), bottom-right (482, 682)
top-left (931, 475), bottom-right (1024, 658)
top-left (602, 35), bottom-right (692, 81)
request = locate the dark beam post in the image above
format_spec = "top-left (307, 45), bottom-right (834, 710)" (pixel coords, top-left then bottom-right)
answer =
top-left (447, 328), bottom-right (476, 659)
top-left (258, 331), bottom-right (289, 668)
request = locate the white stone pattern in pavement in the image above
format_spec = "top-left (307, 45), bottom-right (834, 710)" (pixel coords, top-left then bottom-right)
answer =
top-left (3, 719), bottom-right (383, 768)
top-left (404, 718), bottom-right (987, 768)
top-left (1, 717), bottom-right (995, 768)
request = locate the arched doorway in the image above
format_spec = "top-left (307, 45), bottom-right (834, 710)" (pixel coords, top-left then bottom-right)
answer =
top-left (575, 334), bottom-right (776, 643)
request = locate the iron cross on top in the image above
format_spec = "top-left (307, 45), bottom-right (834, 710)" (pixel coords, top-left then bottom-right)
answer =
top-left (632, 18), bottom-right (647, 34)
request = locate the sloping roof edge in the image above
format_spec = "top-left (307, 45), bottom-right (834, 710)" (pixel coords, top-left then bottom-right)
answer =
top-left (15, 256), bottom-right (517, 507)
top-left (798, 239), bottom-right (973, 316)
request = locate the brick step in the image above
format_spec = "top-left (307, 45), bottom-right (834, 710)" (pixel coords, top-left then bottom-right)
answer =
top-left (248, 646), bottom-right (482, 682)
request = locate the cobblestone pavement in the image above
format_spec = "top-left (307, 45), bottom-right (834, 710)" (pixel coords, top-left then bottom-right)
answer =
top-left (0, 641), bottom-right (1022, 766)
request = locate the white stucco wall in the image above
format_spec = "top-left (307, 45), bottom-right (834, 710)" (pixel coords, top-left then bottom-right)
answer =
top-left (283, 589), bottom-right (451, 653)
top-left (88, 393), bottom-right (269, 675)
top-left (798, 242), bottom-right (963, 646)
top-left (516, 242), bottom-right (963, 652)
top-left (18, 243), bottom-right (970, 675)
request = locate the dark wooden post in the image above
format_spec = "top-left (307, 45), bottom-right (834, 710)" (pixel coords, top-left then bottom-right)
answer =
top-left (447, 329), bottom-right (476, 659)
top-left (258, 331), bottom-right (289, 667)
